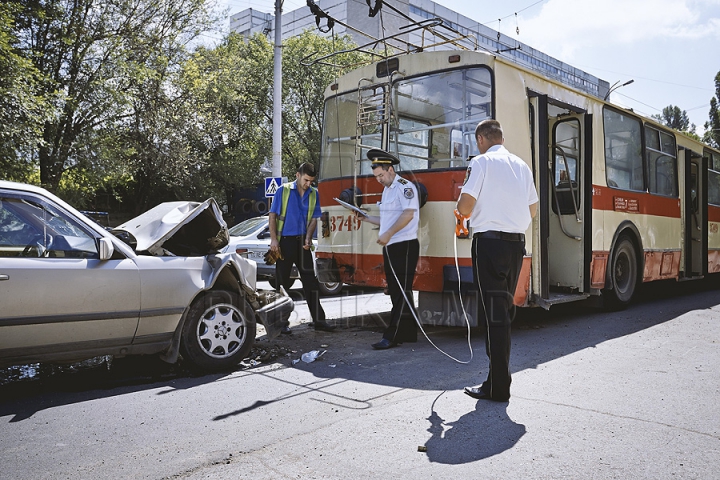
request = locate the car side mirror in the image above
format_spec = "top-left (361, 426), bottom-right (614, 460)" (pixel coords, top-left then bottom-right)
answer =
top-left (98, 237), bottom-right (114, 260)
top-left (257, 228), bottom-right (270, 240)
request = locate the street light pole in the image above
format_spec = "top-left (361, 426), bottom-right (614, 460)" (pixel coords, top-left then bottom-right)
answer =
top-left (603, 79), bottom-right (634, 102)
top-left (272, 0), bottom-right (283, 177)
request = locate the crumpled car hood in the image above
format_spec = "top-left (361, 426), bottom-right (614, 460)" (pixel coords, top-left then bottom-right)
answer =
top-left (112, 199), bottom-right (229, 256)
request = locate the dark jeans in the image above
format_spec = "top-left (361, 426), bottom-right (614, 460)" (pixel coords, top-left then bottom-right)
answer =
top-left (276, 236), bottom-right (326, 324)
top-left (382, 239), bottom-right (419, 343)
top-left (471, 235), bottom-right (525, 400)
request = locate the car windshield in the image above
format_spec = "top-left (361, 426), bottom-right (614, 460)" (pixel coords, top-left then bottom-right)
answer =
top-left (228, 216), bottom-right (268, 237)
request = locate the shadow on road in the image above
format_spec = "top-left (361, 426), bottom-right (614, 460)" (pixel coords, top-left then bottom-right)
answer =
top-left (1, 276), bottom-right (718, 439)
top-left (423, 391), bottom-right (526, 463)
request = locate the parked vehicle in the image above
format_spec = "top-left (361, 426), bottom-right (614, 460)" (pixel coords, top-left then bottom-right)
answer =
top-left (226, 215), bottom-right (343, 296)
top-left (0, 181), bottom-right (293, 371)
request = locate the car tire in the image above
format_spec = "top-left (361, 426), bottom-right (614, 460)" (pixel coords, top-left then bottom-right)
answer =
top-left (179, 290), bottom-right (256, 372)
top-left (268, 277), bottom-right (296, 290)
top-left (318, 281), bottom-right (343, 296)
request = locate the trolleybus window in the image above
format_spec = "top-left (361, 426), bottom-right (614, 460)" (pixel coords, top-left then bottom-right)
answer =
top-left (552, 120), bottom-right (580, 215)
top-left (708, 150), bottom-right (720, 206)
top-left (389, 68), bottom-right (491, 172)
top-left (321, 90), bottom-right (364, 180)
top-left (319, 66), bottom-right (492, 179)
top-left (603, 108), bottom-right (643, 191)
top-left (644, 125), bottom-right (677, 197)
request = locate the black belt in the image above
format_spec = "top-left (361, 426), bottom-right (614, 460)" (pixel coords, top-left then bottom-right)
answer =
top-left (281, 235), bottom-right (304, 240)
top-left (474, 230), bottom-right (525, 242)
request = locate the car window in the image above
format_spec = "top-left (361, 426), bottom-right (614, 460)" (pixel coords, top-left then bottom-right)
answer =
top-left (0, 193), bottom-right (99, 258)
top-left (228, 216), bottom-right (268, 237)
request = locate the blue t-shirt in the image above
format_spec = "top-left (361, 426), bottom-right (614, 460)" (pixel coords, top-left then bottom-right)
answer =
top-left (269, 181), bottom-right (322, 236)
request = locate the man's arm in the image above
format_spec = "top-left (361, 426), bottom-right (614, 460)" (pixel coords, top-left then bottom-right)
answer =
top-left (529, 202), bottom-right (538, 218)
top-left (456, 193), bottom-right (476, 217)
top-left (304, 218), bottom-right (318, 250)
top-left (268, 212), bottom-right (279, 252)
top-left (377, 208), bottom-right (414, 246)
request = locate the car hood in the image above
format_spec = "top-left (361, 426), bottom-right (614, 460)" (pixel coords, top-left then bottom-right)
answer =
top-left (112, 199), bottom-right (229, 256)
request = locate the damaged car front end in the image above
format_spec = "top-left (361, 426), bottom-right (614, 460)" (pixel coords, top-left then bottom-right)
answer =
top-left (110, 198), bottom-right (295, 368)
top-left (0, 181), bottom-right (292, 372)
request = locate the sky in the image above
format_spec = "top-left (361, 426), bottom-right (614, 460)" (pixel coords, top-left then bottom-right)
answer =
top-left (217, 0), bottom-right (720, 135)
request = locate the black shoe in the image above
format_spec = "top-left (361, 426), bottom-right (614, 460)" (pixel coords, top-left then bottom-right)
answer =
top-left (371, 338), bottom-right (397, 350)
top-left (281, 326), bottom-right (292, 335)
top-left (463, 386), bottom-right (508, 402)
top-left (313, 321), bottom-right (336, 332)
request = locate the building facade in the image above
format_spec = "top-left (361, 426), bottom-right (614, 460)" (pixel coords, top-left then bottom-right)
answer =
top-left (230, 0), bottom-right (609, 99)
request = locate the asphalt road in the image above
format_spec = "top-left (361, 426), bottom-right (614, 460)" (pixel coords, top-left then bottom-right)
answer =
top-left (1, 278), bottom-right (719, 479)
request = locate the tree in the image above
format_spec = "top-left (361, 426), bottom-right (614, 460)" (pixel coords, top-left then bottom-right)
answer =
top-left (704, 71), bottom-right (720, 149)
top-left (174, 33), bottom-right (275, 206)
top-left (281, 31), bottom-right (370, 176)
top-left (12, 0), bottom-right (215, 193)
top-left (651, 105), bottom-right (696, 136)
top-left (0, 2), bottom-right (48, 182)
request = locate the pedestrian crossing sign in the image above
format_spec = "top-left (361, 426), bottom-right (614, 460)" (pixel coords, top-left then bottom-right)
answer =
top-left (265, 177), bottom-right (284, 198)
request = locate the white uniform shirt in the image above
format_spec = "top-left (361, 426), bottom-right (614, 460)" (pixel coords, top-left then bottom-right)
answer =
top-left (461, 144), bottom-right (538, 233)
top-left (378, 174), bottom-right (419, 245)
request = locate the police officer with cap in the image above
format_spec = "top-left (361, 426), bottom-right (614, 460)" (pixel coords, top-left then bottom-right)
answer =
top-left (359, 149), bottom-right (420, 349)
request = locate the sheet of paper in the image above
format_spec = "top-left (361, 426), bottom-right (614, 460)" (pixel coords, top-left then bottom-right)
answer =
top-left (333, 197), bottom-right (368, 217)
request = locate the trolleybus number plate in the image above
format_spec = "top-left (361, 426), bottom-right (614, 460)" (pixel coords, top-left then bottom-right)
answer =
top-left (330, 214), bottom-right (363, 232)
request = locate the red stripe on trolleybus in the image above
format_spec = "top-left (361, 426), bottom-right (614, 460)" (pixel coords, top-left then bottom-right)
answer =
top-left (319, 170), bottom-right (467, 206)
top-left (591, 185), bottom-right (681, 218)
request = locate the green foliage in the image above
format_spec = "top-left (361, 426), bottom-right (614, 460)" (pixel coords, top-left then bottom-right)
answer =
top-left (704, 71), bottom-right (720, 149)
top-left (281, 31), bottom-right (370, 177)
top-left (11, 0), bottom-right (215, 197)
top-left (0, 1), bottom-right (48, 182)
top-left (651, 105), bottom-right (699, 139)
top-left (176, 33), bottom-right (274, 200)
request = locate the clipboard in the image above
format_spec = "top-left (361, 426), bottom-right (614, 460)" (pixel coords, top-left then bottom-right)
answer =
top-left (333, 197), bottom-right (368, 217)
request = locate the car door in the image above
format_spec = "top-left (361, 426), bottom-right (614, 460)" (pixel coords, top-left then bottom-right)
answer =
top-left (0, 188), bottom-right (141, 366)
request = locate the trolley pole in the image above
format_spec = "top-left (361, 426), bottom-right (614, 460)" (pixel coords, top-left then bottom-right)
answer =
top-left (272, 0), bottom-right (283, 177)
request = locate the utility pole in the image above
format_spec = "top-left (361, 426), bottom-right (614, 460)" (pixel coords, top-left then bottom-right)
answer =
top-left (272, 0), bottom-right (283, 177)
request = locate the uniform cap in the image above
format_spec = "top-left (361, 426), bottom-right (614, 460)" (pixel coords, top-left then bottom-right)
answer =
top-left (367, 148), bottom-right (400, 166)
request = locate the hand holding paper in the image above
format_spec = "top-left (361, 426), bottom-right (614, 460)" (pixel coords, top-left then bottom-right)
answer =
top-left (334, 197), bottom-right (368, 217)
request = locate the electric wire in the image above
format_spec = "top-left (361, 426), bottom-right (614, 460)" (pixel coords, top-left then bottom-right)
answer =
top-left (383, 226), bottom-right (477, 365)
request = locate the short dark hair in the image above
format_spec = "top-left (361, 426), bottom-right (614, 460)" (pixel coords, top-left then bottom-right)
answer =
top-left (371, 164), bottom-right (391, 172)
top-left (297, 162), bottom-right (317, 177)
top-left (475, 119), bottom-right (503, 143)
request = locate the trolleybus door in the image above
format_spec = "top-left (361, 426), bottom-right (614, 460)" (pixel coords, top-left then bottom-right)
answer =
top-left (684, 150), bottom-right (708, 277)
top-left (530, 91), bottom-right (592, 305)
top-left (547, 115), bottom-right (586, 294)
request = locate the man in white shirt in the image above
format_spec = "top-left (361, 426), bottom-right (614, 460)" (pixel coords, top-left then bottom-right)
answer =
top-left (456, 119), bottom-right (538, 401)
top-left (360, 149), bottom-right (420, 350)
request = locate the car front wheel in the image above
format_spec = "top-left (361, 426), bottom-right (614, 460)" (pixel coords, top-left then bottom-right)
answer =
top-left (318, 281), bottom-right (343, 296)
top-left (180, 290), bottom-right (256, 372)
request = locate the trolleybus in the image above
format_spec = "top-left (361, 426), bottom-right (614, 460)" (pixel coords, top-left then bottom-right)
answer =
top-left (313, 49), bottom-right (720, 325)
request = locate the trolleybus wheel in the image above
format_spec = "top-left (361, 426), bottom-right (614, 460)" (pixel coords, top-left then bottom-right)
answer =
top-left (603, 236), bottom-right (638, 309)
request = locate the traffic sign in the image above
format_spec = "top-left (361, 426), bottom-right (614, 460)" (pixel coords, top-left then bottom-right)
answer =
top-left (265, 177), bottom-right (284, 198)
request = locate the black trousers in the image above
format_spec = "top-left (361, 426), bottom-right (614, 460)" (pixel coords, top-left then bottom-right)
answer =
top-left (471, 235), bottom-right (525, 400)
top-left (382, 239), bottom-right (419, 343)
top-left (276, 236), bottom-right (326, 324)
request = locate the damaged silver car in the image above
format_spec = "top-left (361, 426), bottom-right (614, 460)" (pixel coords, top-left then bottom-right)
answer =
top-left (0, 181), bottom-right (293, 372)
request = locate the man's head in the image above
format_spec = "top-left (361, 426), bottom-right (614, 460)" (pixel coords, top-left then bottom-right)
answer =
top-left (295, 162), bottom-right (317, 192)
top-left (367, 149), bottom-right (400, 188)
top-left (475, 119), bottom-right (504, 154)
top-left (372, 163), bottom-right (395, 187)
